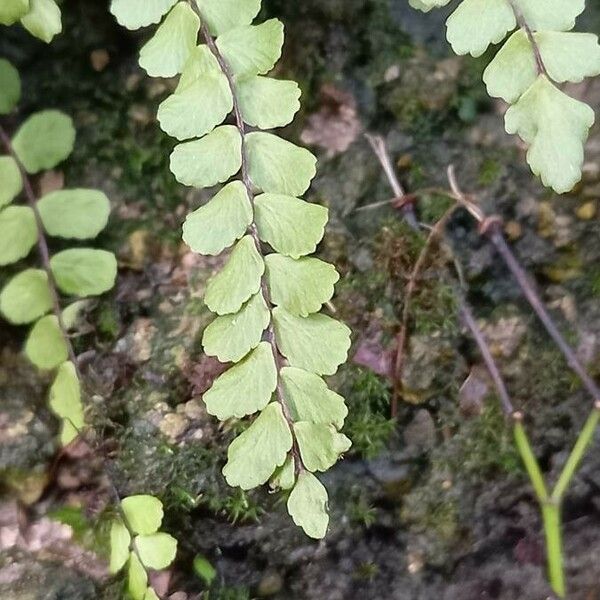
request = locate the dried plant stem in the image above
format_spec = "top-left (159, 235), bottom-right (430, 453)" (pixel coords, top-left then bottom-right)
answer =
top-left (0, 123), bottom-right (80, 374)
top-left (447, 167), bottom-right (600, 404)
top-left (194, 10), bottom-right (304, 472)
top-left (394, 203), bottom-right (460, 416)
top-left (368, 137), bottom-right (600, 598)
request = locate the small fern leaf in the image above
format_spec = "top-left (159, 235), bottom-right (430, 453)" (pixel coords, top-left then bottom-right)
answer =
top-left (135, 533), bottom-right (178, 570)
top-left (265, 254), bottom-right (339, 317)
top-left (223, 402), bottom-right (293, 490)
top-left (446, 0), bottom-right (516, 58)
top-left (182, 181), bottom-right (251, 256)
top-left (272, 307), bottom-right (351, 376)
top-left (247, 132), bottom-right (317, 196)
top-left (515, 0), bottom-right (585, 32)
top-left (0, 269), bottom-right (52, 325)
top-left (139, 2), bottom-right (200, 78)
top-left (50, 249), bottom-right (117, 297)
top-left (0, 59), bottom-right (21, 115)
top-left (177, 45), bottom-right (222, 90)
top-left (202, 293), bottom-right (270, 363)
top-left (194, 0), bottom-right (261, 36)
top-left (170, 125), bottom-right (242, 188)
top-left (127, 553), bottom-right (148, 600)
top-left (294, 422), bottom-right (351, 473)
top-left (110, 0), bottom-right (177, 30)
top-left (505, 75), bottom-right (595, 194)
top-left (0, 206), bottom-right (37, 266)
top-left (0, 156), bottom-right (22, 208)
top-left (287, 471), bottom-right (329, 539)
top-left (38, 189), bottom-right (110, 240)
top-left (485, 31), bottom-right (600, 103)
top-left (281, 367), bottom-right (348, 429)
top-left (48, 361), bottom-right (83, 445)
top-left (408, 0), bottom-right (452, 12)
top-left (20, 0), bottom-right (62, 44)
top-left (254, 193), bottom-right (328, 259)
top-left (12, 110), bottom-right (75, 174)
top-left (204, 235), bottom-right (264, 315)
top-left (121, 495), bottom-right (164, 535)
top-left (204, 341), bottom-right (277, 419)
top-left (0, 0), bottom-right (30, 26)
top-left (216, 19), bottom-right (284, 77)
top-left (25, 315), bottom-right (68, 370)
top-left (158, 73), bottom-right (233, 140)
top-left (237, 76), bottom-right (301, 129)
top-left (109, 520), bottom-right (131, 574)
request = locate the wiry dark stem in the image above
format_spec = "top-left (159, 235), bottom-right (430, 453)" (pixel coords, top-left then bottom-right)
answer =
top-left (366, 135), bottom-right (509, 418)
top-left (447, 170), bottom-right (600, 405)
top-left (195, 15), bottom-right (304, 471)
top-left (508, 0), bottom-right (548, 77)
top-left (0, 123), bottom-right (80, 375)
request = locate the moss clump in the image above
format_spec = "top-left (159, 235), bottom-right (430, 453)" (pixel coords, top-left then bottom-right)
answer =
top-left (344, 369), bottom-right (395, 458)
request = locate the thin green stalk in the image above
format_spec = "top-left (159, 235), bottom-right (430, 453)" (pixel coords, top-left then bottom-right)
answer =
top-left (552, 406), bottom-right (600, 503)
top-left (513, 416), bottom-right (548, 503)
top-left (542, 501), bottom-right (565, 598)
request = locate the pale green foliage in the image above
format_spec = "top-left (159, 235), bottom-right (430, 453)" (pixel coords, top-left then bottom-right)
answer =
top-left (273, 308), bottom-right (351, 376)
top-left (110, 495), bottom-right (179, 600)
top-left (204, 342), bottom-right (277, 419)
top-left (202, 294), bottom-right (270, 362)
top-left (50, 249), bottom-right (117, 297)
top-left (236, 77), bottom-right (301, 129)
top-left (158, 71), bottom-right (233, 140)
top-left (0, 269), bottom-right (52, 324)
top-left (0, 206), bottom-right (37, 265)
top-left (194, 0), bottom-right (261, 36)
top-left (121, 495), bottom-right (164, 535)
top-left (204, 235), bottom-right (264, 314)
top-left (254, 194), bottom-right (328, 259)
top-left (25, 315), bottom-right (68, 370)
top-left (135, 533), bottom-right (178, 569)
top-left (410, 0), bottom-right (600, 193)
top-left (287, 472), bottom-right (329, 539)
top-left (294, 422), bottom-right (351, 472)
top-left (38, 189), bottom-right (111, 239)
top-left (246, 132), bottom-right (317, 196)
top-left (139, 2), bottom-right (200, 78)
top-left (13, 110), bottom-right (75, 174)
top-left (109, 520), bottom-right (131, 574)
top-left (0, 80), bottom-right (117, 448)
top-left (110, 0), bottom-right (351, 539)
top-left (110, 0), bottom-right (178, 30)
top-left (223, 402), bottom-right (293, 489)
top-left (0, 60), bottom-right (21, 114)
top-left (20, 0), bottom-right (62, 43)
top-left (182, 181), bottom-right (251, 255)
top-left (216, 19), bottom-right (284, 77)
top-left (505, 75), bottom-right (595, 193)
top-left (446, 0), bottom-right (515, 58)
top-left (280, 367), bottom-right (348, 429)
top-left (170, 125), bottom-right (242, 187)
top-left (0, 0), bottom-right (30, 26)
top-left (0, 156), bottom-right (22, 207)
top-left (48, 361), bottom-right (83, 445)
top-left (265, 254), bottom-right (339, 317)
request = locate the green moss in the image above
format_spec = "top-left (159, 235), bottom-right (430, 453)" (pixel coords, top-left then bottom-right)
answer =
top-left (344, 369), bottom-right (395, 459)
top-left (478, 158), bottom-right (502, 186)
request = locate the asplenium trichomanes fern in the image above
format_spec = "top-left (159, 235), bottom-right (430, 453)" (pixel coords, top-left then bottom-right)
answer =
top-left (109, 0), bottom-right (352, 539)
top-left (0, 59), bottom-right (117, 445)
top-left (409, 0), bottom-right (600, 194)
